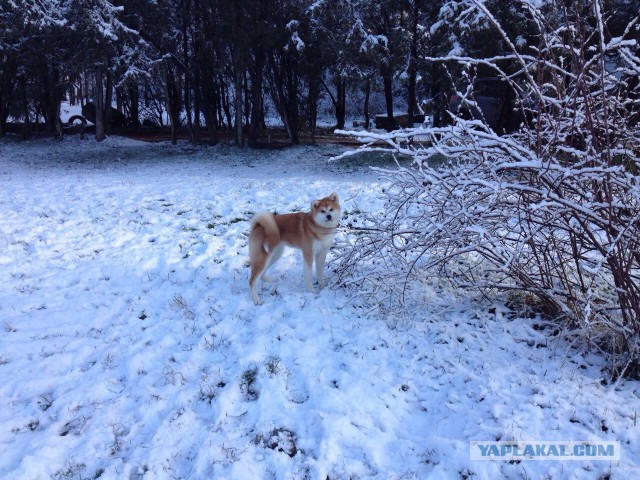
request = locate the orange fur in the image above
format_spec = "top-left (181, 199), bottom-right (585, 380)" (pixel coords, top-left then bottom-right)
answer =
top-left (249, 193), bottom-right (340, 304)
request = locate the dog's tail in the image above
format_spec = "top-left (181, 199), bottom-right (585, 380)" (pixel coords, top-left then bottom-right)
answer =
top-left (249, 212), bottom-right (280, 256)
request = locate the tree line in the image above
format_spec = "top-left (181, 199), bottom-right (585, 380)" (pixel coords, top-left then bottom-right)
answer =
top-left (1, 0), bottom-right (638, 146)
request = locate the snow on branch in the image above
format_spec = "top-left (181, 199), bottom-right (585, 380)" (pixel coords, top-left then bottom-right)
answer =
top-left (333, 0), bottom-right (640, 378)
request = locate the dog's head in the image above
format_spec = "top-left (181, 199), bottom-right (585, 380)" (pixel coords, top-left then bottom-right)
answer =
top-left (311, 192), bottom-right (341, 228)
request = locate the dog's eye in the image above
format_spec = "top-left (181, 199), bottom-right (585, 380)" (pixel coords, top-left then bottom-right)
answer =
top-left (329, 208), bottom-right (334, 212)
top-left (321, 209), bottom-right (326, 213)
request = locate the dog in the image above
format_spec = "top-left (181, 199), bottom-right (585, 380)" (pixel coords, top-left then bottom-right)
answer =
top-left (249, 193), bottom-right (341, 305)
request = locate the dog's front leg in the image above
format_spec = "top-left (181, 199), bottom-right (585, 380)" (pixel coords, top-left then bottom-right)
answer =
top-left (315, 249), bottom-right (328, 288)
top-left (303, 249), bottom-right (316, 293)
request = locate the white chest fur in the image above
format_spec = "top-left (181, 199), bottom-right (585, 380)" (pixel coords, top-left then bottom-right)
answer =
top-left (313, 232), bottom-right (335, 254)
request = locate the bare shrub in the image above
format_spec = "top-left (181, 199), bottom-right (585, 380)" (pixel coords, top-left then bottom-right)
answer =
top-left (335, 0), bottom-right (640, 376)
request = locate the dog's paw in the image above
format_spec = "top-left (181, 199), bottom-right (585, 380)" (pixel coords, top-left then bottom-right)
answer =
top-left (251, 290), bottom-right (263, 305)
top-left (261, 274), bottom-right (276, 283)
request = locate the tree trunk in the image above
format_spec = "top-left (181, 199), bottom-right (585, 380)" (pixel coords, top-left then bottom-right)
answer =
top-left (0, 86), bottom-right (7, 138)
top-left (200, 71), bottom-right (218, 145)
top-left (84, 73), bottom-right (90, 105)
top-left (0, 82), bottom-right (7, 138)
top-left (407, 7), bottom-right (418, 125)
top-left (234, 61), bottom-right (243, 147)
top-left (21, 77), bottom-right (30, 139)
top-left (69, 79), bottom-right (76, 106)
top-left (0, 55), bottom-right (17, 137)
top-left (321, 77), bottom-right (346, 129)
top-left (193, 75), bottom-right (201, 144)
top-left (364, 78), bottom-right (371, 130)
top-left (181, 3), bottom-right (195, 143)
top-left (45, 66), bottom-right (64, 139)
top-left (104, 69), bottom-right (113, 135)
top-left (266, 52), bottom-right (299, 145)
top-left (286, 68), bottom-right (299, 145)
top-left (184, 73), bottom-right (194, 142)
top-left (129, 84), bottom-right (140, 126)
top-left (248, 45), bottom-right (265, 148)
top-left (221, 75), bottom-right (233, 131)
top-left (95, 68), bottom-right (106, 142)
top-left (204, 107), bottom-right (217, 145)
top-left (164, 64), bottom-right (180, 145)
top-left (43, 67), bottom-right (58, 133)
top-left (55, 98), bottom-right (63, 141)
top-left (383, 73), bottom-right (395, 131)
top-left (244, 70), bottom-right (250, 128)
top-left (335, 78), bottom-right (346, 130)
top-left (308, 77), bottom-right (319, 143)
top-left (78, 76), bottom-right (83, 107)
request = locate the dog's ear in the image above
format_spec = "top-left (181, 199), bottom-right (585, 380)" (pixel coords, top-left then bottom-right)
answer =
top-left (329, 192), bottom-right (339, 203)
top-left (311, 200), bottom-right (320, 210)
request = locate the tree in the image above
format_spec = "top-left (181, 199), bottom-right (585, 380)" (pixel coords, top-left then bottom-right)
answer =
top-left (265, 1), bottom-right (310, 145)
top-left (0, 0), bottom-right (68, 138)
top-left (402, 0), bottom-right (441, 124)
top-left (336, 0), bottom-right (640, 377)
top-left (64, 0), bottom-right (144, 141)
top-left (359, 0), bottom-right (406, 130)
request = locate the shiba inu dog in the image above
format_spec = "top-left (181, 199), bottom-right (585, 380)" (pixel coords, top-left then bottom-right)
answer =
top-left (249, 193), bottom-right (341, 305)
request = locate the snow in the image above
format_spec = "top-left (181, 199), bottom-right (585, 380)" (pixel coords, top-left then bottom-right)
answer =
top-left (0, 136), bottom-right (638, 479)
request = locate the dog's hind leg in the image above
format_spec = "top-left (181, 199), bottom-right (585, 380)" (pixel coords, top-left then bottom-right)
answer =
top-left (249, 255), bottom-right (267, 305)
top-left (249, 228), bottom-right (269, 305)
top-left (261, 244), bottom-right (284, 282)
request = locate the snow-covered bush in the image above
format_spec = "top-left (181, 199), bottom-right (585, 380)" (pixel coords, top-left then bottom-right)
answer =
top-left (335, 0), bottom-right (640, 376)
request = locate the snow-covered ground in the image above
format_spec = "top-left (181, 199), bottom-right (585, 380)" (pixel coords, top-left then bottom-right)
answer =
top-left (0, 136), bottom-right (638, 479)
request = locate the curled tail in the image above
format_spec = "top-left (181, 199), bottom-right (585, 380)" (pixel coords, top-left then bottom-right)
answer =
top-left (249, 212), bottom-right (280, 256)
